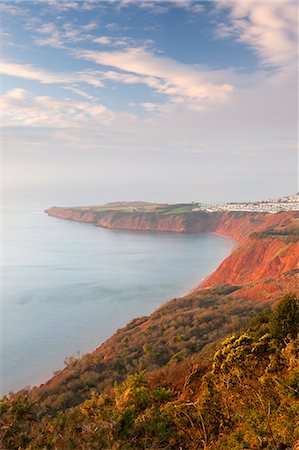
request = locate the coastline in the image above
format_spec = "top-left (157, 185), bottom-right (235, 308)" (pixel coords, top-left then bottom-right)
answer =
top-left (45, 207), bottom-right (298, 297)
top-left (26, 207), bottom-right (298, 393)
top-left (4, 212), bottom-right (235, 396)
top-left (184, 232), bottom-right (236, 297)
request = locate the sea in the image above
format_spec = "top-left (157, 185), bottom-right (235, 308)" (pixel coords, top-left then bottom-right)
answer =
top-left (1, 202), bottom-right (233, 395)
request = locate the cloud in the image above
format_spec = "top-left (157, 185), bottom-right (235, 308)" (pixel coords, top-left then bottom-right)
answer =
top-left (35, 23), bottom-right (57, 35)
top-left (0, 30), bottom-right (13, 47)
top-left (0, 3), bottom-right (25, 15)
top-left (115, 0), bottom-right (204, 14)
top-left (37, 0), bottom-right (100, 13)
top-left (2, 88), bottom-right (113, 127)
top-left (1, 61), bottom-right (103, 89)
top-left (216, 1), bottom-right (298, 74)
top-left (32, 17), bottom-right (153, 52)
top-left (77, 47), bottom-right (234, 108)
top-left (3, 67), bottom-right (296, 159)
top-left (33, 20), bottom-right (93, 48)
top-left (35, 35), bottom-right (64, 48)
top-left (63, 86), bottom-right (96, 100)
top-left (81, 20), bottom-right (99, 31)
top-left (114, 0), bottom-right (168, 14)
top-left (173, 0), bottom-right (204, 14)
top-left (45, 1), bottom-right (80, 12)
top-left (93, 34), bottom-right (155, 49)
top-left (93, 36), bottom-right (112, 45)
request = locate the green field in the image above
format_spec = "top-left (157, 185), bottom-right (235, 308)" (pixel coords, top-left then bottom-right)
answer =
top-left (163, 204), bottom-right (198, 214)
top-left (90, 202), bottom-right (164, 213)
top-left (88, 202), bottom-right (199, 214)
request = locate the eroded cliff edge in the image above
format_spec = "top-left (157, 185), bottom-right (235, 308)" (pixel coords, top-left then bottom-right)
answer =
top-left (45, 206), bottom-right (298, 301)
top-left (27, 206), bottom-right (298, 410)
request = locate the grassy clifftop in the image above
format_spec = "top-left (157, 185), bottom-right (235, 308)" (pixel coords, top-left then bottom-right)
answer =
top-left (54, 201), bottom-right (199, 214)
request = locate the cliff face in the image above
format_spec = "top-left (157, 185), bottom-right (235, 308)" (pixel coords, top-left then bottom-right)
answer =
top-left (202, 236), bottom-right (298, 286)
top-left (31, 207), bottom-right (298, 408)
top-left (46, 206), bottom-right (298, 301)
top-left (196, 212), bottom-right (298, 299)
top-left (46, 207), bottom-right (295, 239)
top-left (46, 207), bottom-right (186, 232)
top-left (199, 235), bottom-right (298, 299)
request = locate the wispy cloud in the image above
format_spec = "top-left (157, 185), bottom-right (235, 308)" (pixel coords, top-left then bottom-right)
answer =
top-left (32, 18), bottom-right (154, 51)
top-left (77, 47), bottom-right (233, 108)
top-left (216, 1), bottom-right (298, 75)
top-left (93, 36), bottom-right (112, 45)
top-left (33, 19), bottom-right (100, 48)
top-left (115, 0), bottom-right (204, 14)
top-left (114, 0), bottom-right (168, 14)
top-left (42, 0), bottom-right (100, 13)
top-left (2, 88), bottom-right (113, 127)
top-left (35, 35), bottom-right (64, 48)
top-left (173, 0), bottom-right (204, 14)
top-left (92, 34), bottom-right (155, 49)
top-left (0, 3), bottom-right (26, 15)
top-left (45, 0), bottom-right (80, 12)
top-left (3, 67), bottom-right (296, 158)
top-left (1, 61), bottom-right (103, 90)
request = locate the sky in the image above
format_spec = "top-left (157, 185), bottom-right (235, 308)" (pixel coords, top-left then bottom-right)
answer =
top-left (1, 0), bottom-right (298, 206)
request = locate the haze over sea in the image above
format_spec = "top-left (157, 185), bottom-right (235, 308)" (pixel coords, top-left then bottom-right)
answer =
top-left (1, 195), bottom-right (233, 395)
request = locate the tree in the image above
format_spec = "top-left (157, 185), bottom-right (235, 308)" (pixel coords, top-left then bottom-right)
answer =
top-left (270, 294), bottom-right (299, 340)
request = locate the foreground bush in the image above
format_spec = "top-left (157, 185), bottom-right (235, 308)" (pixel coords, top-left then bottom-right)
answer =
top-left (1, 294), bottom-right (298, 449)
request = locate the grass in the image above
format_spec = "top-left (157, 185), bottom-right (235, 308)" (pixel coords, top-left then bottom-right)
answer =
top-left (86, 202), bottom-right (200, 214)
top-left (164, 204), bottom-right (198, 214)
top-left (90, 202), bottom-right (164, 213)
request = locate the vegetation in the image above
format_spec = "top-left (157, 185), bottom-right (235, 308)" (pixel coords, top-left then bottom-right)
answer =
top-left (90, 202), bottom-right (165, 213)
top-left (1, 294), bottom-right (298, 449)
top-left (163, 204), bottom-right (199, 214)
top-left (74, 201), bottom-right (200, 215)
top-left (29, 286), bottom-right (263, 414)
top-left (250, 220), bottom-right (299, 242)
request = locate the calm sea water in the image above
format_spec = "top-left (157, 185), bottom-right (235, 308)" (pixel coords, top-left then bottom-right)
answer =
top-left (1, 207), bottom-right (233, 395)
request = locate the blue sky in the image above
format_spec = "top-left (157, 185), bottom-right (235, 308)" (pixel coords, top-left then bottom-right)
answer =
top-left (2, 0), bottom-right (298, 204)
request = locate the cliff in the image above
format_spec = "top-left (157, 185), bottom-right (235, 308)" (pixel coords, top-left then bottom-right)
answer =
top-left (45, 206), bottom-right (295, 238)
top-left (46, 206), bottom-right (191, 232)
top-left (46, 206), bottom-right (298, 301)
top-left (4, 296), bottom-right (299, 450)
top-left (18, 206), bottom-right (297, 414)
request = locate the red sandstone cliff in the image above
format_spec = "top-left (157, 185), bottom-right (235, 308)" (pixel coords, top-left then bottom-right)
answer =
top-left (45, 207), bottom-right (295, 238)
top-left (198, 235), bottom-right (298, 299)
top-left (45, 207), bottom-right (298, 300)
top-left (46, 207), bottom-right (187, 232)
top-left (32, 207), bottom-right (298, 399)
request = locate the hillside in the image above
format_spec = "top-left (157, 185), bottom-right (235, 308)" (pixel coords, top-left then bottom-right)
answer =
top-left (1, 294), bottom-right (298, 449)
top-left (23, 207), bottom-right (297, 407)
top-left (0, 205), bottom-right (298, 449)
top-left (46, 205), bottom-right (298, 301)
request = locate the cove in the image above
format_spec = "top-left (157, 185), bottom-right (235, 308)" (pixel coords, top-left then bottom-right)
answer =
top-left (1, 208), bottom-right (233, 395)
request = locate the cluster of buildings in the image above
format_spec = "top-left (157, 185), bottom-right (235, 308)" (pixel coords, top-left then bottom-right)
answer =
top-left (192, 194), bottom-right (299, 214)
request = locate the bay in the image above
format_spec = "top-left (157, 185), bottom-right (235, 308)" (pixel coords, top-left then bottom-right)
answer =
top-left (1, 206), bottom-right (233, 395)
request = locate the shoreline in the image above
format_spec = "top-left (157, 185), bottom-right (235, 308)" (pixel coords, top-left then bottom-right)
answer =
top-left (48, 212), bottom-right (237, 299)
top-left (4, 218), bottom-right (234, 396)
top-left (17, 207), bottom-right (297, 395)
top-left (183, 232), bottom-right (236, 297)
